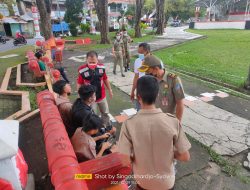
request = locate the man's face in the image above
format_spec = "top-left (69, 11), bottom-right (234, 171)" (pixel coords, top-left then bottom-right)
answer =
top-left (64, 84), bottom-right (72, 96)
top-left (87, 55), bottom-right (98, 65)
top-left (88, 93), bottom-right (96, 104)
top-left (146, 67), bottom-right (159, 79)
top-left (138, 47), bottom-right (148, 56)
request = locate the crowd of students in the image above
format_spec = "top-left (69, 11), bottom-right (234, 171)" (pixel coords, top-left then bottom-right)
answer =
top-left (51, 43), bottom-right (191, 189)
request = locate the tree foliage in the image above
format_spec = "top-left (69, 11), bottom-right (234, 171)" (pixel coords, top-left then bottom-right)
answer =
top-left (0, 0), bottom-right (16, 16)
top-left (64, 0), bottom-right (83, 25)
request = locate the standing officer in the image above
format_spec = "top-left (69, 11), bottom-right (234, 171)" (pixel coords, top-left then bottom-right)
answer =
top-left (122, 29), bottom-right (132, 72)
top-left (138, 55), bottom-right (185, 122)
top-left (112, 32), bottom-right (125, 77)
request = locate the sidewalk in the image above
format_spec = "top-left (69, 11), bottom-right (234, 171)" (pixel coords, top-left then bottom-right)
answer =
top-left (63, 27), bottom-right (250, 189)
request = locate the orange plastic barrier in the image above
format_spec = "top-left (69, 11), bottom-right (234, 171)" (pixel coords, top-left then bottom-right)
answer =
top-left (37, 91), bottom-right (131, 190)
top-left (37, 91), bottom-right (88, 190)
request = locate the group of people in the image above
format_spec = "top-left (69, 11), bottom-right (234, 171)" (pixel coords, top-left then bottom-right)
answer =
top-left (51, 40), bottom-right (191, 189)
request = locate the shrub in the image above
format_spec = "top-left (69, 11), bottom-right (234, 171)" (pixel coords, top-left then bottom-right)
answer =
top-left (80, 23), bottom-right (90, 33)
top-left (69, 23), bottom-right (78, 36)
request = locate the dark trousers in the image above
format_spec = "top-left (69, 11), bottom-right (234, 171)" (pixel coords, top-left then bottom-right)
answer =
top-left (57, 67), bottom-right (70, 83)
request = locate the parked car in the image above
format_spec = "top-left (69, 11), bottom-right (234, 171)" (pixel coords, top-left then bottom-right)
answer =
top-left (170, 20), bottom-right (181, 27)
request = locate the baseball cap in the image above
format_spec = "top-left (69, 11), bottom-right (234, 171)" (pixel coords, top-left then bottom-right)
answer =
top-left (138, 55), bottom-right (162, 72)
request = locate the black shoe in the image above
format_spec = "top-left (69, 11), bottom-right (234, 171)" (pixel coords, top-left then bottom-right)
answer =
top-left (113, 70), bottom-right (116, 75)
top-left (124, 67), bottom-right (128, 72)
top-left (122, 74), bottom-right (125, 77)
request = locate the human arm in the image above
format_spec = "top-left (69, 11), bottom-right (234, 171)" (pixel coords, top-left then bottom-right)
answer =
top-left (173, 77), bottom-right (185, 122)
top-left (93, 133), bottom-right (110, 141)
top-left (104, 78), bottom-right (113, 99)
top-left (173, 123), bottom-right (191, 162)
top-left (96, 142), bottom-right (112, 157)
top-left (130, 73), bottom-right (139, 101)
top-left (118, 122), bottom-right (133, 161)
top-left (176, 99), bottom-right (184, 122)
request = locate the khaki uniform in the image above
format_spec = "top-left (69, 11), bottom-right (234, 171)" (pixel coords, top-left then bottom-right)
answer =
top-left (122, 35), bottom-right (131, 69)
top-left (118, 108), bottom-right (191, 190)
top-left (156, 72), bottom-right (185, 114)
top-left (113, 40), bottom-right (124, 75)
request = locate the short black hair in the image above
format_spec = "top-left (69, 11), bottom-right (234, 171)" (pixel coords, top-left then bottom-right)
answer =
top-left (139, 43), bottom-right (150, 52)
top-left (35, 51), bottom-right (42, 59)
top-left (52, 80), bottom-right (67, 95)
top-left (86, 51), bottom-right (98, 58)
top-left (136, 75), bottom-right (159, 105)
top-left (82, 113), bottom-right (103, 132)
top-left (78, 85), bottom-right (96, 102)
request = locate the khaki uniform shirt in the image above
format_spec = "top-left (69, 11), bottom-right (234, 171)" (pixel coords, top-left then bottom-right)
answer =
top-left (113, 40), bottom-right (124, 52)
top-left (118, 108), bottom-right (191, 190)
top-left (156, 72), bottom-right (185, 114)
top-left (71, 128), bottom-right (96, 162)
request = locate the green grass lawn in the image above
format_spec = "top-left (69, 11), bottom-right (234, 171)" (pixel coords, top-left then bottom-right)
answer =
top-left (154, 29), bottom-right (250, 88)
top-left (0, 45), bottom-right (34, 82)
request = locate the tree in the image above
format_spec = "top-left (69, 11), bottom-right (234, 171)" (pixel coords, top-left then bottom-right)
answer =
top-left (195, 0), bottom-right (220, 21)
top-left (245, 65), bottom-right (250, 90)
top-left (155, 0), bottom-right (165, 35)
top-left (135, 0), bottom-right (145, 38)
top-left (64, 0), bottom-right (83, 25)
top-left (36, 0), bottom-right (52, 40)
top-left (1, 0), bottom-right (16, 16)
top-left (93, 0), bottom-right (110, 44)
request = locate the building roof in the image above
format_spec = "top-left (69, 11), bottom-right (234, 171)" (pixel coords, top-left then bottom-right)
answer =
top-left (20, 13), bottom-right (33, 21)
top-left (2, 17), bottom-right (27, 24)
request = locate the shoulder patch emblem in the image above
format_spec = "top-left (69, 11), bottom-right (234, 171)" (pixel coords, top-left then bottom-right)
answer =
top-left (168, 73), bottom-right (177, 79)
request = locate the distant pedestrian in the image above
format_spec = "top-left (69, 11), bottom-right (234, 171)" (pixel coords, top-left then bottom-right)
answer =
top-left (112, 32), bottom-right (125, 77)
top-left (122, 28), bottom-right (132, 72)
top-left (118, 75), bottom-right (191, 190)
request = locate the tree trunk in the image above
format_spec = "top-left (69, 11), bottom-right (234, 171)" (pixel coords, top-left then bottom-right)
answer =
top-left (245, 65), bottom-right (250, 90)
top-left (155, 0), bottom-right (165, 35)
top-left (135, 0), bottom-right (145, 38)
top-left (93, 0), bottom-right (110, 44)
top-left (36, 0), bottom-right (52, 40)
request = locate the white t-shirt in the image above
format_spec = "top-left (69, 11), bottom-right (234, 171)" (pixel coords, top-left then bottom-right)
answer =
top-left (134, 58), bottom-right (145, 78)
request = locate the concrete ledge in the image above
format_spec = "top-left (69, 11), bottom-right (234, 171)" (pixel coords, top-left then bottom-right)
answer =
top-left (0, 90), bottom-right (31, 120)
top-left (194, 21), bottom-right (246, 29)
top-left (16, 64), bottom-right (47, 88)
top-left (18, 109), bottom-right (40, 123)
top-left (0, 67), bottom-right (12, 91)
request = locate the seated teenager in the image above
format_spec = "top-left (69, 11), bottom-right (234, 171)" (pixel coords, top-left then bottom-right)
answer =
top-left (35, 51), bottom-right (46, 71)
top-left (52, 80), bottom-right (73, 136)
top-left (70, 114), bottom-right (112, 162)
top-left (71, 85), bottom-right (111, 138)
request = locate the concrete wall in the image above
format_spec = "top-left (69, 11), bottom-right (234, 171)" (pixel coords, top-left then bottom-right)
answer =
top-left (194, 21), bottom-right (246, 29)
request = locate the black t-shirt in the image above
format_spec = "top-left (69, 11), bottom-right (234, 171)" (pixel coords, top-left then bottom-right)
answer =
top-left (71, 98), bottom-right (94, 137)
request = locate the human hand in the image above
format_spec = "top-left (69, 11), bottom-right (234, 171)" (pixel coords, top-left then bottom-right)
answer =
top-left (110, 144), bottom-right (118, 153)
top-left (101, 133), bottom-right (110, 139)
top-left (101, 142), bottom-right (112, 150)
top-left (109, 90), bottom-right (113, 99)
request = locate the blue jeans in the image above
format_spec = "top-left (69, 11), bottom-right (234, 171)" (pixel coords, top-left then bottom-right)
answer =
top-left (134, 99), bottom-right (141, 111)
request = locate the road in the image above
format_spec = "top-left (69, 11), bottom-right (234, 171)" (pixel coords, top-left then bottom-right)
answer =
top-left (0, 38), bottom-right (37, 53)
